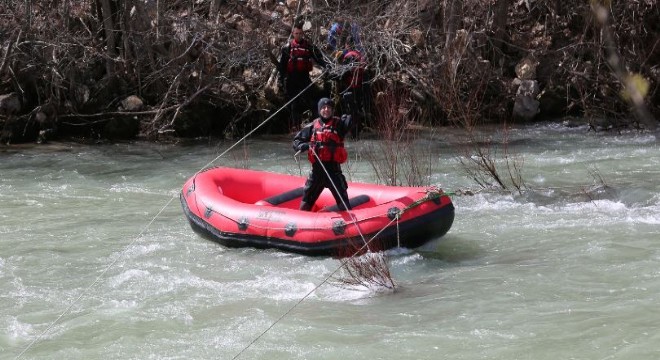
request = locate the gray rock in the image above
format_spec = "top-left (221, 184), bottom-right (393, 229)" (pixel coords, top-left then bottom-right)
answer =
top-left (120, 95), bottom-right (144, 111)
top-left (513, 95), bottom-right (540, 121)
top-left (0, 93), bottom-right (21, 116)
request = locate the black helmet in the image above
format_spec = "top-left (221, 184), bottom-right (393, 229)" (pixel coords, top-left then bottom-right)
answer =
top-left (318, 97), bottom-right (334, 113)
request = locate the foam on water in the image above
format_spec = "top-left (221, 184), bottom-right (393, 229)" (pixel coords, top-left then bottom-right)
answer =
top-left (6, 316), bottom-right (33, 340)
top-left (2, 131), bottom-right (659, 359)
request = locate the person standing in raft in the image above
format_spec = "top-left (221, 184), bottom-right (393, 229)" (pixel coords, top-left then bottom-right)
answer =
top-left (293, 98), bottom-right (353, 211)
top-left (278, 23), bottom-right (328, 131)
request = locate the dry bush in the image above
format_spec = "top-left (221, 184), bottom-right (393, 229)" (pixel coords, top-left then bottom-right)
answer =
top-left (430, 31), bottom-right (525, 193)
top-left (332, 250), bottom-right (395, 291)
top-left (362, 81), bottom-right (433, 187)
top-left (455, 124), bottom-right (526, 193)
top-left (3, 0), bottom-right (656, 143)
top-left (332, 230), bottom-right (396, 291)
top-left (1, 0), bottom-right (283, 139)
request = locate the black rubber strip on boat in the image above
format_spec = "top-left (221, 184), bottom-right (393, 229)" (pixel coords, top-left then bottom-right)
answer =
top-left (260, 187), bottom-right (305, 205)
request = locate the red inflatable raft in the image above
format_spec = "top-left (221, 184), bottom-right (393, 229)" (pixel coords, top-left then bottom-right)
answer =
top-left (180, 167), bottom-right (454, 256)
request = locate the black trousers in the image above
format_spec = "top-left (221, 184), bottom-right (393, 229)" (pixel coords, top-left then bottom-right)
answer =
top-left (285, 76), bottom-right (315, 130)
top-left (300, 162), bottom-right (351, 211)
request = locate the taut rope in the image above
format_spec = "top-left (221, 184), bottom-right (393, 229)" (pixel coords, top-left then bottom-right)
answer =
top-left (16, 71), bottom-right (328, 359)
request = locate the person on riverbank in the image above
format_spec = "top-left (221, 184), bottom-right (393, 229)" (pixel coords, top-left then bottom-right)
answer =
top-left (293, 97), bottom-right (353, 211)
top-left (327, 20), bottom-right (363, 53)
top-left (278, 23), bottom-right (328, 131)
top-left (333, 36), bottom-right (367, 138)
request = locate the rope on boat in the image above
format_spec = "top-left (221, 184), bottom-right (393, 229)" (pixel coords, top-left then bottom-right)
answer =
top-left (395, 186), bottom-right (446, 218)
top-left (202, 185), bottom-right (448, 233)
top-left (229, 184), bottom-right (451, 360)
top-left (190, 71), bottom-right (328, 176)
top-left (396, 216), bottom-right (401, 248)
top-left (15, 197), bottom-right (178, 359)
top-left (230, 214), bottom-right (400, 360)
top-left (218, 90), bottom-right (458, 359)
top-left (308, 147), bottom-right (369, 246)
top-left (16, 72), bottom-right (329, 359)
top-left (18, 61), bottom-right (456, 358)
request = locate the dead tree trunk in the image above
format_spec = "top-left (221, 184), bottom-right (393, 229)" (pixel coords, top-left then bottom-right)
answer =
top-left (97, 0), bottom-right (118, 76)
top-left (25, 0), bottom-right (32, 30)
top-left (119, 0), bottom-right (135, 78)
top-left (492, 0), bottom-right (509, 67)
top-left (443, 0), bottom-right (462, 49)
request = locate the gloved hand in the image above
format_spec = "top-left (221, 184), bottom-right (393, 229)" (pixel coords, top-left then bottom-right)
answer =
top-left (298, 143), bottom-right (310, 152)
top-left (277, 80), bottom-right (284, 93)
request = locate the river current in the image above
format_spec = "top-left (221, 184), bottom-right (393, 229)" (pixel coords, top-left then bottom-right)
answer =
top-left (1, 123), bottom-right (659, 359)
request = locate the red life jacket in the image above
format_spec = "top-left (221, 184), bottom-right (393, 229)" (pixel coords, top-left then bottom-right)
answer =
top-left (342, 50), bottom-right (365, 89)
top-left (308, 117), bottom-right (348, 164)
top-left (287, 39), bottom-right (314, 73)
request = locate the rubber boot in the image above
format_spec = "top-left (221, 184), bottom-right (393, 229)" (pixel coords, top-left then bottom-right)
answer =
top-left (336, 201), bottom-right (352, 211)
top-left (299, 201), bottom-right (313, 211)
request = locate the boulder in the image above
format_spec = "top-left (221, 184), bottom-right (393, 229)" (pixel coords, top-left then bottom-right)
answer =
top-left (516, 79), bottom-right (540, 97)
top-left (513, 95), bottom-right (540, 121)
top-left (120, 95), bottom-right (144, 111)
top-left (0, 93), bottom-right (21, 116)
top-left (515, 57), bottom-right (538, 80)
top-left (512, 79), bottom-right (540, 121)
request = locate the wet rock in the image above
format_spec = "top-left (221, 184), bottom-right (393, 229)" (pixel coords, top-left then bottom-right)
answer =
top-left (102, 117), bottom-right (140, 140)
top-left (561, 116), bottom-right (588, 128)
top-left (1, 115), bottom-right (39, 144)
top-left (35, 103), bottom-right (58, 144)
top-left (512, 79), bottom-right (540, 121)
top-left (515, 79), bottom-right (540, 97)
top-left (512, 56), bottom-right (541, 121)
top-left (588, 117), bottom-right (628, 131)
top-left (0, 93), bottom-right (21, 116)
top-left (513, 95), bottom-right (540, 121)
